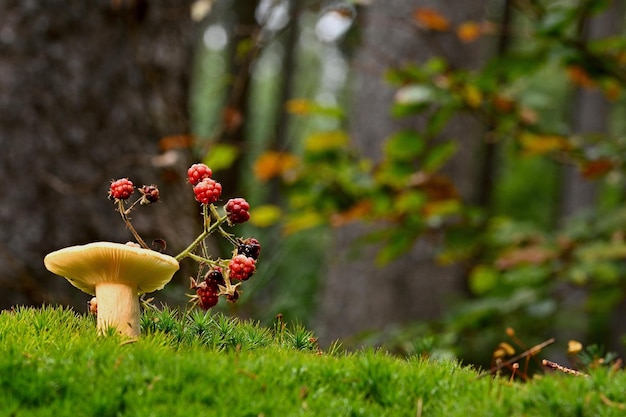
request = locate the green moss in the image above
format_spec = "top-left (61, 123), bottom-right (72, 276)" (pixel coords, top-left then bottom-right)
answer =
top-left (1, 306), bottom-right (626, 416)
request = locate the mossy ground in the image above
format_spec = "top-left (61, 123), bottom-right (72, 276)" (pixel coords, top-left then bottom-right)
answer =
top-left (1, 306), bottom-right (625, 416)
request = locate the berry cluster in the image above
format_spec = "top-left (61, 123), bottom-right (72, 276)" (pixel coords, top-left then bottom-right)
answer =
top-left (108, 162), bottom-right (260, 311)
top-left (193, 178), bottom-right (222, 205)
top-left (187, 163), bottom-right (213, 185)
top-left (225, 198), bottom-right (251, 224)
top-left (109, 178), bottom-right (135, 201)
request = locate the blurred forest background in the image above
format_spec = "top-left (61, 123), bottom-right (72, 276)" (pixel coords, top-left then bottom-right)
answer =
top-left (2, 0), bottom-right (626, 367)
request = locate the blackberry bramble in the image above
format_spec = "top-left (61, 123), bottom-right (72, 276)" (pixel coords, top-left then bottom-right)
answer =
top-left (102, 163), bottom-right (260, 312)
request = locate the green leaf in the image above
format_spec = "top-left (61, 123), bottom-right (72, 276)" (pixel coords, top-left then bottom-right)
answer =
top-left (394, 190), bottom-right (426, 213)
top-left (384, 130), bottom-right (425, 161)
top-left (469, 266), bottom-right (499, 295)
top-left (423, 141), bottom-right (458, 172)
top-left (202, 143), bottom-right (239, 171)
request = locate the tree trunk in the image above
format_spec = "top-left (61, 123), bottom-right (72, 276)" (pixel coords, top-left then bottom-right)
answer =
top-left (315, 0), bottom-right (488, 344)
top-left (0, 1), bottom-right (198, 309)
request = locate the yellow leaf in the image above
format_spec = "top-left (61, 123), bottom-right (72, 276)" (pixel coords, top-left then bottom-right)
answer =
top-left (283, 212), bottom-right (325, 235)
top-left (519, 133), bottom-right (571, 156)
top-left (567, 340), bottom-right (583, 355)
top-left (304, 131), bottom-right (349, 153)
top-left (248, 205), bottom-right (282, 228)
top-left (456, 21), bottom-right (482, 43)
top-left (253, 151), bottom-right (300, 182)
top-left (413, 8), bottom-right (450, 31)
top-left (463, 84), bottom-right (482, 108)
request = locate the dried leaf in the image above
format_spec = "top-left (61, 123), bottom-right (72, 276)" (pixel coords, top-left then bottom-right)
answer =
top-left (413, 8), bottom-right (451, 31)
top-left (456, 21), bottom-right (482, 43)
top-left (495, 246), bottom-right (554, 270)
top-left (330, 200), bottom-right (372, 227)
top-left (159, 135), bottom-right (195, 151)
top-left (222, 106), bottom-right (243, 133)
top-left (566, 65), bottom-right (596, 89)
top-left (492, 94), bottom-right (515, 113)
top-left (580, 158), bottom-right (614, 179)
top-left (253, 151), bottom-right (299, 182)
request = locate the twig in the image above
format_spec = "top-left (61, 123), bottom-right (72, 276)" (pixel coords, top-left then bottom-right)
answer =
top-left (477, 338), bottom-right (555, 379)
top-left (542, 359), bottom-right (588, 377)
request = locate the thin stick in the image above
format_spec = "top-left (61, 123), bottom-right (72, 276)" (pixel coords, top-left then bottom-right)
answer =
top-left (542, 359), bottom-right (588, 377)
top-left (477, 338), bottom-right (555, 379)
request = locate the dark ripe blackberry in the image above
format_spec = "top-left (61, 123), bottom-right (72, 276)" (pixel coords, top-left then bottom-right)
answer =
top-left (237, 238), bottom-right (261, 260)
top-left (139, 185), bottom-right (160, 204)
top-left (226, 289), bottom-right (240, 303)
top-left (204, 267), bottom-right (225, 289)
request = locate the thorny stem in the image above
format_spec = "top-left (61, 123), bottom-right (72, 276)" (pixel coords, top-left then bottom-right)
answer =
top-left (117, 200), bottom-right (150, 249)
top-left (175, 204), bottom-right (229, 261)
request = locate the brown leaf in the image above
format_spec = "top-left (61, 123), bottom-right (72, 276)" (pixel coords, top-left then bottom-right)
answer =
top-left (580, 158), bottom-right (614, 179)
top-left (159, 134), bottom-right (194, 151)
top-left (413, 8), bottom-right (450, 31)
top-left (456, 21), bottom-right (482, 43)
top-left (222, 106), bottom-right (243, 133)
top-left (495, 246), bottom-right (554, 270)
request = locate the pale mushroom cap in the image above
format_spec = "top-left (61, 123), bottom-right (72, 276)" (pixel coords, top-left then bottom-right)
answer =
top-left (44, 242), bottom-right (180, 295)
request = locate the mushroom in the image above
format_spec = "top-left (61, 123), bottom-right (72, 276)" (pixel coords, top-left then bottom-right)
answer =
top-left (44, 241), bottom-right (179, 338)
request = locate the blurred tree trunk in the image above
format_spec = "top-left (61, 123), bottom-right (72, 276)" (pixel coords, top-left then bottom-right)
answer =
top-left (0, 1), bottom-right (198, 309)
top-left (315, 0), bottom-right (488, 344)
top-left (553, 0), bottom-right (625, 353)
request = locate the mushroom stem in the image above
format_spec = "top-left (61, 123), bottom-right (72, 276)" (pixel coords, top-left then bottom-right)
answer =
top-left (95, 282), bottom-right (141, 338)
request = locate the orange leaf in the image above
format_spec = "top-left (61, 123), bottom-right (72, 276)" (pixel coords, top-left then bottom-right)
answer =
top-left (159, 135), bottom-right (195, 151)
top-left (285, 99), bottom-right (314, 115)
top-left (566, 65), bottom-right (596, 89)
top-left (253, 151), bottom-right (299, 182)
top-left (492, 94), bottom-right (515, 113)
top-left (413, 8), bottom-right (450, 31)
top-left (456, 21), bottom-right (482, 43)
top-left (330, 200), bottom-right (372, 227)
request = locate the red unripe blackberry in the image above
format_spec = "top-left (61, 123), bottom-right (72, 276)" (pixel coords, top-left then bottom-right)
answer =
top-left (237, 237), bottom-right (261, 260)
top-left (225, 198), bottom-right (250, 224)
top-left (195, 282), bottom-right (219, 310)
top-left (187, 163), bottom-right (213, 185)
top-left (193, 178), bottom-right (222, 205)
top-left (109, 178), bottom-right (134, 200)
top-left (139, 184), bottom-right (160, 204)
top-left (229, 254), bottom-right (256, 281)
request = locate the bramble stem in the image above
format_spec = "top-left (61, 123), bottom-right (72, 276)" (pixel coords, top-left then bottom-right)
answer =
top-left (117, 200), bottom-right (149, 249)
top-left (174, 204), bottom-right (228, 261)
